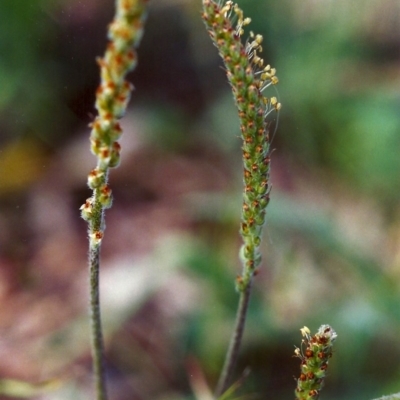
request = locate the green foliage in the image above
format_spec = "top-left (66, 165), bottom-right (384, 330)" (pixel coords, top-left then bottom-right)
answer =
top-left (0, 0), bottom-right (66, 142)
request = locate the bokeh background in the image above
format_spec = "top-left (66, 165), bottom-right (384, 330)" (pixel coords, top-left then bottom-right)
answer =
top-left (0, 0), bottom-right (400, 399)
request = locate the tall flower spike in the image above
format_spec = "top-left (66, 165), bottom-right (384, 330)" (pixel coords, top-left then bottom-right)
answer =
top-left (80, 1), bottom-right (148, 400)
top-left (203, 1), bottom-right (281, 396)
top-left (202, 0), bottom-right (280, 292)
top-left (294, 325), bottom-right (337, 400)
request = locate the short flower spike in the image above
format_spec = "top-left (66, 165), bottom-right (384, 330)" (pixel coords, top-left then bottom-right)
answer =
top-left (294, 325), bottom-right (337, 400)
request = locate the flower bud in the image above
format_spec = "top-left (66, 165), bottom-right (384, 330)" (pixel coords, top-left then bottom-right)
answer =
top-left (87, 168), bottom-right (104, 189)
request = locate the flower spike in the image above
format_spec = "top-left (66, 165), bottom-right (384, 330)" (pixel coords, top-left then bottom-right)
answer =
top-left (202, 0), bottom-right (280, 290)
top-left (294, 325), bottom-right (337, 400)
top-left (80, 1), bottom-right (148, 399)
top-left (203, 1), bottom-right (281, 396)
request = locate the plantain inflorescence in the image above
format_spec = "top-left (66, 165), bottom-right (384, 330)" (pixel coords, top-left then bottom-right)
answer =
top-left (80, 2), bottom-right (148, 399)
top-left (202, 0), bottom-right (281, 291)
top-left (80, 0), bottom-right (148, 247)
top-left (294, 325), bottom-right (337, 400)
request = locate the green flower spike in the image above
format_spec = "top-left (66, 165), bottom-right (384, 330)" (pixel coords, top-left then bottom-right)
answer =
top-left (80, 1), bottom-right (148, 400)
top-left (81, 0), bottom-right (148, 244)
top-left (202, 0), bottom-right (281, 293)
top-left (294, 325), bottom-right (337, 400)
top-left (202, 1), bottom-right (280, 396)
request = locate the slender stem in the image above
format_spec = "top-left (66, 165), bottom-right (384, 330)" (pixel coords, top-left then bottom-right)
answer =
top-left (214, 280), bottom-right (252, 398)
top-left (89, 243), bottom-right (108, 400)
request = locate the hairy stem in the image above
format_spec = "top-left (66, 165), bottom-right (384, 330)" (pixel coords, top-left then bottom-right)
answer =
top-left (215, 281), bottom-right (252, 398)
top-left (89, 244), bottom-right (108, 400)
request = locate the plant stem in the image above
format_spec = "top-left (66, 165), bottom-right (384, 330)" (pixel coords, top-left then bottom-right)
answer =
top-left (89, 243), bottom-right (108, 400)
top-left (215, 281), bottom-right (252, 398)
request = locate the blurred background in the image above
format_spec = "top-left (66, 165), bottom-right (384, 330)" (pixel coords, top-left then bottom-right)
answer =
top-left (0, 0), bottom-right (399, 399)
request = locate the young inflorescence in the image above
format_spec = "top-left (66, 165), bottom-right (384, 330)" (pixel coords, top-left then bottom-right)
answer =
top-left (80, 0), bottom-right (148, 245)
top-left (294, 325), bottom-right (337, 400)
top-left (202, 0), bottom-right (281, 291)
